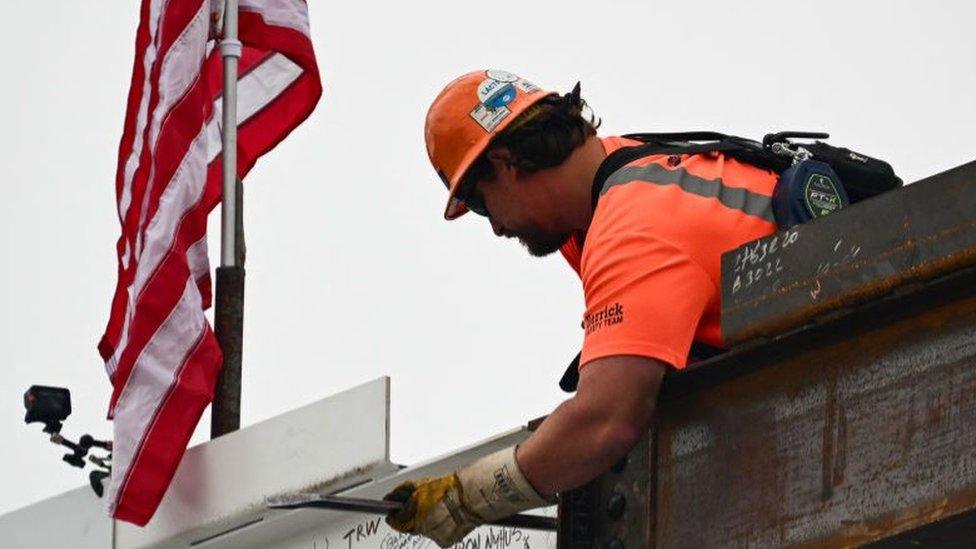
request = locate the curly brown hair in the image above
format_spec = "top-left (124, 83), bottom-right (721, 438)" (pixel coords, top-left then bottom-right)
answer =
top-left (458, 83), bottom-right (600, 193)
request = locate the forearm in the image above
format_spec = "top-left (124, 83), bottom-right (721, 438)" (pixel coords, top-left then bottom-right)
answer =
top-left (516, 357), bottom-right (666, 497)
top-left (516, 393), bottom-right (653, 497)
top-left (382, 396), bottom-right (649, 548)
top-left (384, 358), bottom-right (665, 546)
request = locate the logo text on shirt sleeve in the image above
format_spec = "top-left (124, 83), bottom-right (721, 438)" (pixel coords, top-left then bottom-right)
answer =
top-left (584, 302), bottom-right (625, 335)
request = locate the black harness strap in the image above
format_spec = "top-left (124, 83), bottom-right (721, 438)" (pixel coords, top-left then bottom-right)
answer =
top-left (590, 133), bottom-right (789, 210)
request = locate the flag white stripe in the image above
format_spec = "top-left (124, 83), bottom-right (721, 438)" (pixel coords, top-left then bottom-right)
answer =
top-left (119, 0), bottom-right (166, 230)
top-left (206, 53), bottom-right (304, 162)
top-left (134, 123), bottom-right (209, 299)
top-left (110, 4), bottom-right (306, 382)
top-left (134, 2), bottom-right (210, 261)
top-left (122, 240), bottom-right (132, 273)
top-left (107, 277), bottom-right (206, 514)
top-left (240, 0), bottom-right (311, 37)
top-left (108, 3), bottom-right (211, 377)
top-left (144, 2), bottom-right (210, 167)
top-left (107, 124), bottom-right (210, 378)
top-left (187, 236), bottom-right (210, 284)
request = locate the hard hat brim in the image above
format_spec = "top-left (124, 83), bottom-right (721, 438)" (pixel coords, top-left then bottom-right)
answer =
top-left (444, 195), bottom-right (468, 220)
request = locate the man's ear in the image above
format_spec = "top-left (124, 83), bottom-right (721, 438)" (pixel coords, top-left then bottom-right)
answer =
top-left (486, 148), bottom-right (516, 176)
top-left (486, 147), bottom-right (511, 163)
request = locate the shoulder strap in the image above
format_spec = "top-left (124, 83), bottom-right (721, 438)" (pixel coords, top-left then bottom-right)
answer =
top-left (591, 133), bottom-right (789, 208)
top-left (623, 131), bottom-right (732, 142)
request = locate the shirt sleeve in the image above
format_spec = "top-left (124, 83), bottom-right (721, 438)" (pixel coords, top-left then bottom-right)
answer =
top-left (558, 233), bottom-right (583, 277)
top-left (579, 216), bottom-right (716, 370)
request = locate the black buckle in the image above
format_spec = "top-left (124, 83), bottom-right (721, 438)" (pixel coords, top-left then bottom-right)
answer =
top-left (762, 131), bottom-right (830, 149)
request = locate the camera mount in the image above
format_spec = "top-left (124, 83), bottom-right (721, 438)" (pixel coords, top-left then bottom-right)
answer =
top-left (24, 385), bottom-right (113, 497)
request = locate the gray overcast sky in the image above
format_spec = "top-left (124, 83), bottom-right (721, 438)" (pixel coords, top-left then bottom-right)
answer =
top-left (2, 0), bottom-right (974, 517)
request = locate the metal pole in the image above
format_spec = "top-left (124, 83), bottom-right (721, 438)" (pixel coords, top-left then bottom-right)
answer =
top-left (218, 0), bottom-right (240, 269)
top-left (212, 0), bottom-right (245, 439)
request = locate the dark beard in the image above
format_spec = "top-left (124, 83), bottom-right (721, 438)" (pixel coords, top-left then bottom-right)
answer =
top-left (517, 231), bottom-right (570, 257)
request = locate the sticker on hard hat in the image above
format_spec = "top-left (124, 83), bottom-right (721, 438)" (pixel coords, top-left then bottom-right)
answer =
top-left (469, 70), bottom-right (542, 133)
top-left (478, 79), bottom-right (517, 109)
top-left (485, 69), bottom-right (519, 83)
top-left (515, 79), bottom-right (540, 93)
top-left (470, 104), bottom-right (511, 132)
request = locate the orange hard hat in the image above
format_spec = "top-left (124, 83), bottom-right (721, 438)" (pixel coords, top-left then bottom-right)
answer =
top-left (425, 69), bottom-right (555, 220)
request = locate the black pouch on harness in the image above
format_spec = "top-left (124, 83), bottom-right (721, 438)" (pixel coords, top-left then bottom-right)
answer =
top-left (801, 141), bottom-right (903, 203)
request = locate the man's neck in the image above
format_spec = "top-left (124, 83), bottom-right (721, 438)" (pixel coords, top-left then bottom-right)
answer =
top-left (560, 135), bottom-right (607, 232)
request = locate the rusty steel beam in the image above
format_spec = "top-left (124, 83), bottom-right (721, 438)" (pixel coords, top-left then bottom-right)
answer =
top-left (558, 435), bottom-right (654, 548)
top-left (560, 161), bottom-right (976, 547)
top-left (721, 160), bottom-right (976, 346)
top-left (655, 269), bottom-right (976, 547)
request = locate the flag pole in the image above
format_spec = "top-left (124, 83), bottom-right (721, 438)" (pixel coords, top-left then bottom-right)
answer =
top-left (212, 0), bottom-right (245, 439)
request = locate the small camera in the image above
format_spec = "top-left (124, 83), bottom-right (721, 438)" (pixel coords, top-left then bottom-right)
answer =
top-left (24, 384), bottom-right (113, 497)
top-left (24, 385), bottom-right (72, 434)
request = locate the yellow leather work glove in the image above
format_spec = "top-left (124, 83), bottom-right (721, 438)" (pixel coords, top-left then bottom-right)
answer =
top-left (383, 473), bottom-right (482, 548)
top-left (383, 446), bottom-right (554, 548)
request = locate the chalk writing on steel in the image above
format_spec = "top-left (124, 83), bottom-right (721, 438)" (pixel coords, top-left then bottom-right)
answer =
top-left (814, 238), bottom-right (863, 277)
top-left (730, 228), bottom-right (800, 295)
top-left (308, 517), bottom-right (547, 549)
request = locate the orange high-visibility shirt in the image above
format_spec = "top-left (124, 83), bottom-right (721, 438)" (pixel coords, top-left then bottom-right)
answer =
top-left (560, 136), bottom-right (779, 369)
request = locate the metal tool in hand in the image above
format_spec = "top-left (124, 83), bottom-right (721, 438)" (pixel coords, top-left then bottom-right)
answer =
top-left (266, 493), bottom-right (557, 532)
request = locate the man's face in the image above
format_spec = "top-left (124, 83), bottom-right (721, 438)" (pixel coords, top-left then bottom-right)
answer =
top-left (467, 166), bottom-right (570, 257)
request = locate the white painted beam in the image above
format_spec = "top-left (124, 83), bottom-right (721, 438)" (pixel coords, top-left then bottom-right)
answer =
top-left (214, 428), bottom-right (558, 549)
top-left (0, 486), bottom-right (113, 548)
top-left (116, 377), bottom-right (392, 548)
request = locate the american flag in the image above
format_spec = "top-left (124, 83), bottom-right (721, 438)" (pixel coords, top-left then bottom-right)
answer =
top-left (98, 0), bottom-right (321, 525)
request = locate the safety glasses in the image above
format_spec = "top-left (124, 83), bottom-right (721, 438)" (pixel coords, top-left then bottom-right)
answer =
top-left (456, 178), bottom-right (490, 218)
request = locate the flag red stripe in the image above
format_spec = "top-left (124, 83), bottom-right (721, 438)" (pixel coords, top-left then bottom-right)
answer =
top-left (196, 272), bottom-right (213, 310)
top-left (102, 0), bottom-right (210, 366)
top-left (210, 13), bottom-right (321, 199)
top-left (121, 0), bottom-right (204, 274)
top-left (201, 47), bottom-right (272, 103)
top-left (109, 174), bottom-right (211, 412)
top-left (101, 0), bottom-right (162, 363)
top-left (115, 0), bottom-right (155, 207)
top-left (228, 77), bottom-right (320, 203)
top-left (123, 0), bottom-right (206, 257)
top-left (132, 3), bottom-right (216, 248)
top-left (239, 9), bottom-right (317, 69)
top-left (114, 326), bottom-right (222, 525)
top-left (109, 63), bottom-right (215, 402)
top-left (112, 320), bottom-right (207, 515)
top-left (135, 74), bottom-right (213, 266)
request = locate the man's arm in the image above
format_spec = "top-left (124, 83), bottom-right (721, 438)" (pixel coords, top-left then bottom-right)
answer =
top-left (516, 355), bottom-right (667, 496)
top-left (384, 357), bottom-right (667, 547)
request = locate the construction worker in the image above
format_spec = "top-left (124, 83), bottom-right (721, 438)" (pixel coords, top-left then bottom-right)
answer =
top-left (384, 69), bottom-right (779, 547)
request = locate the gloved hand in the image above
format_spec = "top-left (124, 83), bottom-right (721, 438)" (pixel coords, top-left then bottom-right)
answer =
top-left (384, 446), bottom-right (554, 548)
top-left (383, 473), bottom-right (482, 547)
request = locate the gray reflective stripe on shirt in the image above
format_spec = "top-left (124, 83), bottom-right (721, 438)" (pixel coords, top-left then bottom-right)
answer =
top-left (601, 163), bottom-right (775, 223)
